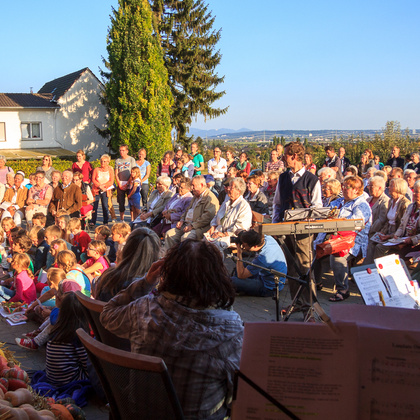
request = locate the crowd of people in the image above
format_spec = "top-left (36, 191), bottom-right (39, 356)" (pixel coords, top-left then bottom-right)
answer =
top-left (1, 140), bottom-right (420, 418)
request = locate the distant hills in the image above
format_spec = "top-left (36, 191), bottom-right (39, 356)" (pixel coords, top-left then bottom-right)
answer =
top-left (188, 127), bottom-right (419, 141)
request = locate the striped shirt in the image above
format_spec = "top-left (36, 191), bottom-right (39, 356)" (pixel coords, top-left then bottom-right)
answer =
top-left (45, 340), bottom-right (88, 387)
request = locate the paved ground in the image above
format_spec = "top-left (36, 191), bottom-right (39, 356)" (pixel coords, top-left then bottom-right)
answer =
top-left (0, 197), bottom-right (364, 418)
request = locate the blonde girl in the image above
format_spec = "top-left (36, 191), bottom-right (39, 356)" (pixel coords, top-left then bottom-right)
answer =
top-left (56, 250), bottom-right (90, 296)
top-left (49, 239), bottom-right (68, 268)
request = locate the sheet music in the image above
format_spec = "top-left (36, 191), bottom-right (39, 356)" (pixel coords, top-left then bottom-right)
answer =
top-left (232, 322), bottom-right (359, 420)
top-left (352, 268), bottom-right (388, 305)
top-left (358, 326), bottom-right (420, 419)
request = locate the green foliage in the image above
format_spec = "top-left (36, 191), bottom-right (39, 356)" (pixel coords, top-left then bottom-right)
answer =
top-left (102, 0), bottom-right (173, 175)
top-left (150, 0), bottom-right (227, 148)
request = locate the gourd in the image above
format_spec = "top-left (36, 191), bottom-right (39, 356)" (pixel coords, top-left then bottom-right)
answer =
top-left (5, 389), bottom-right (34, 406)
top-left (50, 404), bottom-right (74, 420)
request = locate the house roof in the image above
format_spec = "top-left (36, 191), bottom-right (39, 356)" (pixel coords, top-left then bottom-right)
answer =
top-left (0, 148), bottom-right (77, 161)
top-left (0, 93), bottom-right (59, 109)
top-left (38, 68), bottom-right (90, 100)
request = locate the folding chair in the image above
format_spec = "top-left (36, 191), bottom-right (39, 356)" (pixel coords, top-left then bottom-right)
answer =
top-left (76, 328), bottom-right (185, 420)
top-left (75, 291), bottom-right (130, 351)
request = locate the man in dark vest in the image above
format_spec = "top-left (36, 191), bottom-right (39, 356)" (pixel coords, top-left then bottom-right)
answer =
top-left (272, 142), bottom-right (322, 319)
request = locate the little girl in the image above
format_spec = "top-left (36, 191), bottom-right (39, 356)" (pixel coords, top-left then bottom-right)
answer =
top-left (0, 254), bottom-right (36, 304)
top-left (57, 215), bottom-right (71, 243)
top-left (82, 241), bottom-right (110, 291)
top-left (1, 217), bottom-right (16, 247)
top-left (47, 239), bottom-right (68, 269)
top-left (127, 167), bottom-right (142, 221)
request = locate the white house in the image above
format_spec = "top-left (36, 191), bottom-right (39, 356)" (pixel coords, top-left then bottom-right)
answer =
top-left (0, 68), bottom-right (108, 160)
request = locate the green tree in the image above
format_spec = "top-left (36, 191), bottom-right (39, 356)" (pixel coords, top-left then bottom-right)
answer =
top-left (150, 0), bottom-right (227, 148)
top-left (102, 0), bottom-right (173, 171)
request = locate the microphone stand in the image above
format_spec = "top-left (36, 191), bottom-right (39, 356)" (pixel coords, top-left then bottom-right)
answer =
top-left (228, 253), bottom-right (305, 321)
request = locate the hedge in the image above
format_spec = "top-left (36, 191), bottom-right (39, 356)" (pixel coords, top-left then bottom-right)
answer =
top-left (8, 159), bottom-right (115, 176)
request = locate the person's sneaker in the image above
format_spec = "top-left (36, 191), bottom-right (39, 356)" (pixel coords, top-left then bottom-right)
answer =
top-left (15, 338), bottom-right (38, 350)
top-left (22, 329), bottom-right (40, 339)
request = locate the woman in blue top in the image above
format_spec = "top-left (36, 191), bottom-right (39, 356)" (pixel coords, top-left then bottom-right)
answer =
top-left (135, 148), bottom-right (151, 207)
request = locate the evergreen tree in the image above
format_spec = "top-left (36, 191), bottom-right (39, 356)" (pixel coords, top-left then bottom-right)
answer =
top-left (102, 0), bottom-right (173, 170)
top-left (150, 0), bottom-right (227, 148)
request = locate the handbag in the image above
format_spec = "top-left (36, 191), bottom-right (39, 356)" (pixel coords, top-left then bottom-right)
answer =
top-left (316, 231), bottom-right (357, 259)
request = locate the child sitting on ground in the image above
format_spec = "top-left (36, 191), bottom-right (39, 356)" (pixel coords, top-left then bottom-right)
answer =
top-left (31, 228), bottom-right (49, 275)
top-left (57, 250), bottom-right (91, 296)
top-left (48, 239), bottom-right (68, 269)
top-left (0, 253), bottom-right (36, 304)
top-left (94, 225), bottom-right (116, 263)
top-left (68, 218), bottom-right (91, 262)
top-left (15, 279), bottom-right (82, 351)
top-left (82, 240), bottom-right (110, 287)
top-left (57, 214), bottom-right (71, 243)
top-left (111, 222), bottom-right (131, 265)
top-left (127, 167), bottom-right (142, 221)
top-left (7, 234), bottom-right (35, 273)
top-left (32, 212), bottom-right (47, 228)
top-left (27, 267), bottom-right (66, 319)
top-left (44, 225), bottom-right (71, 269)
top-left (1, 217), bottom-right (16, 247)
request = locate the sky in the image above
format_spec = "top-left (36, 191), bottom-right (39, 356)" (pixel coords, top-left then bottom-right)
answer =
top-left (1, 0), bottom-right (419, 132)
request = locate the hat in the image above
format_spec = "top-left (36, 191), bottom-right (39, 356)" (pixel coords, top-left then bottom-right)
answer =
top-left (61, 280), bottom-right (82, 293)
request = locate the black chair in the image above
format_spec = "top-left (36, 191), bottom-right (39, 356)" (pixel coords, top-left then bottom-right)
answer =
top-left (75, 291), bottom-right (130, 351)
top-left (76, 328), bottom-right (185, 420)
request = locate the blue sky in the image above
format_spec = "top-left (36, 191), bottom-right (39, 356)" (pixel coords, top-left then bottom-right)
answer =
top-left (1, 0), bottom-right (419, 131)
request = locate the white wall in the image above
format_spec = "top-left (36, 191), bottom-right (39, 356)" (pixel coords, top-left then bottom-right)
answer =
top-left (56, 70), bottom-right (108, 160)
top-left (0, 109), bottom-right (60, 150)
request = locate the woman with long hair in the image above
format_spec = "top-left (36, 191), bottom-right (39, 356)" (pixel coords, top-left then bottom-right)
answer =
top-left (94, 227), bottom-right (161, 301)
top-left (72, 149), bottom-right (93, 184)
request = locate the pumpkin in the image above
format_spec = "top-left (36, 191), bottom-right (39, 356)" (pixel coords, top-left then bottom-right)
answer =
top-left (7, 379), bottom-right (27, 391)
top-left (65, 404), bottom-right (86, 420)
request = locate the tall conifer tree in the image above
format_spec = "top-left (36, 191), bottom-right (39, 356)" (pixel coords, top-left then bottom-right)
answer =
top-left (102, 0), bottom-right (173, 168)
top-left (151, 0), bottom-right (227, 148)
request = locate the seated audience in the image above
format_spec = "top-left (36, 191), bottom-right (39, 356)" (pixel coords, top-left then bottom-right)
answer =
top-left (327, 176), bottom-right (371, 302)
top-left (365, 176), bottom-right (390, 263)
top-left (377, 178), bottom-right (410, 243)
top-left (111, 222), bottom-right (131, 264)
top-left (244, 175), bottom-right (269, 215)
top-left (304, 152), bottom-right (316, 174)
top-left (56, 250), bottom-right (90, 296)
top-left (321, 178), bottom-right (342, 207)
top-left (94, 225), bottom-right (117, 264)
top-left (95, 227), bottom-right (161, 301)
top-left (48, 170), bottom-right (82, 219)
top-left (205, 177), bottom-right (252, 251)
top-left (265, 150), bottom-right (284, 172)
top-left (101, 239), bottom-right (243, 420)
top-left (131, 176), bottom-right (173, 228)
top-left (153, 178), bottom-right (193, 238)
top-left (25, 171), bottom-right (53, 228)
top-left (68, 218), bottom-right (91, 261)
top-left (232, 230), bottom-right (287, 297)
top-left (263, 171), bottom-right (279, 216)
top-left (1, 173), bottom-right (27, 227)
top-left (164, 175), bottom-right (219, 249)
top-left (82, 240), bottom-right (110, 282)
top-left (236, 152), bottom-right (251, 175)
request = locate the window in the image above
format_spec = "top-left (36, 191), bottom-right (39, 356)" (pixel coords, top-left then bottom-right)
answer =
top-left (21, 122), bottom-right (42, 140)
top-left (0, 123), bottom-right (5, 142)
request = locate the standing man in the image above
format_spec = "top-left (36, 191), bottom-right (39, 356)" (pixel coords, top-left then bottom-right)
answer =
top-left (338, 147), bottom-right (350, 175)
top-left (386, 146), bottom-right (405, 169)
top-left (323, 146), bottom-right (343, 182)
top-left (273, 142), bottom-right (322, 319)
top-left (191, 142), bottom-right (204, 175)
top-left (115, 144), bottom-right (137, 221)
top-left (207, 147), bottom-right (227, 192)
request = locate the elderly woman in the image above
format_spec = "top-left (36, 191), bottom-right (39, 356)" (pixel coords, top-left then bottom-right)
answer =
top-left (0, 156), bottom-right (14, 185)
top-left (322, 178), bottom-right (342, 207)
top-left (364, 176), bottom-right (390, 263)
top-left (205, 177), bottom-right (252, 251)
top-left (152, 178), bottom-right (193, 238)
top-left (95, 227), bottom-right (161, 301)
top-left (244, 175), bottom-right (268, 215)
top-left (36, 155), bottom-right (56, 183)
top-left (50, 170), bottom-right (62, 190)
top-left (328, 176), bottom-right (372, 302)
top-left (91, 154), bottom-right (115, 226)
top-left (374, 181), bottom-right (420, 261)
top-left (25, 171), bottom-right (53, 228)
top-left (100, 239), bottom-right (243, 419)
top-left (1, 173), bottom-right (28, 227)
top-left (132, 176), bottom-right (173, 228)
top-left (378, 178), bottom-right (410, 243)
top-left (72, 149), bottom-right (93, 184)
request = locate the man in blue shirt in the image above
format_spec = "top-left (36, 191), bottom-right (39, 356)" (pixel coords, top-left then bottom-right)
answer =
top-left (232, 230), bottom-right (287, 297)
